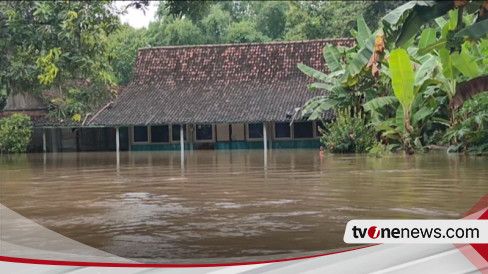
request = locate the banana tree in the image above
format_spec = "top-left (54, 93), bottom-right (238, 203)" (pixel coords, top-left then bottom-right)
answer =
top-left (445, 93), bottom-right (488, 154)
top-left (417, 11), bottom-right (488, 127)
top-left (298, 15), bottom-right (384, 120)
top-left (364, 49), bottom-right (439, 153)
top-left (381, 0), bottom-right (488, 47)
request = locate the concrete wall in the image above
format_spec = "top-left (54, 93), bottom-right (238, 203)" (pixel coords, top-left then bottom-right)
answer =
top-left (131, 140), bottom-right (321, 151)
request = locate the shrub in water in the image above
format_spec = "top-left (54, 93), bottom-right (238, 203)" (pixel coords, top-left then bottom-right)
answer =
top-left (0, 114), bottom-right (33, 153)
top-left (319, 108), bottom-right (377, 153)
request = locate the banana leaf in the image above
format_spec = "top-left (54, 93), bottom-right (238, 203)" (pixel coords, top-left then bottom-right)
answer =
top-left (389, 49), bottom-right (415, 110)
top-left (322, 44), bottom-right (343, 73)
top-left (412, 106), bottom-right (435, 126)
top-left (309, 100), bottom-right (338, 120)
top-left (344, 35), bottom-right (375, 80)
top-left (297, 63), bottom-right (330, 82)
top-left (356, 15), bottom-right (372, 48)
top-left (417, 38), bottom-right (447, 56)
top-left (381, 1), bottom-right (420, 26)
top-left (418, 28), bottom-right (437, 50)
top-left (455, 19), bottom-right (488, 40)
top-left (435, 17), bottom-right (448, 28)
top-left (363, 96), bottom-right (398, 112)
top-left (395, 1), bottom-right (454, 47)
top-left (451, 50), bottom-right (480, 78)
top-left (439, 48), bottom-right (454, 80)
top-left (414, 54), bottom-right (438, 87)
top-left (308, 83), bottom-right (334, 91)
top-left (432, 117), bottom-right (450, 126)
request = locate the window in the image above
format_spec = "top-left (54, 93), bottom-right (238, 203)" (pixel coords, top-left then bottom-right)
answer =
top-left (151, 125), bottom-right (169, 143)
top-left (172, 125), bottom-right (187, 141)
top-left (133, 126), bottom-right (148, 143)
top-left (293, 122), bottom-right (314, 138)
top-left (248, 123), bottom-right (263, 139)
top-left (274, 122), bottom-right (291, 138)
top-left (196, 124), bottom-right (213, 140)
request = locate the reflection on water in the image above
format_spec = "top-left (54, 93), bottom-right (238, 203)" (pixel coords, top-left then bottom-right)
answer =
top-left (1, 150), bottom-right (487, 261)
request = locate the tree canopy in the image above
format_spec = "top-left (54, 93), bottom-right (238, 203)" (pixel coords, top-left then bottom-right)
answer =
top-left (0, 1), bottom-right (119, 95)
top-left (1, 0), bottom-right (405, 121)
top-left (299, 0), bottom-right (488, 155)
top-left (109, 1), bottom-right (404, 84)
top-left (146, 1), bottom-right (404, 46)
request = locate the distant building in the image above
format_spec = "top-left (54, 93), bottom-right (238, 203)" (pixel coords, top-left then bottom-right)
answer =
top-left (2, 38), bottom-right (356, 152)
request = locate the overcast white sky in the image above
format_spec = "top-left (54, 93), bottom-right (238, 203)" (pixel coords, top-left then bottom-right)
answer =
top-left (114, 1), bottom-right (159, 29)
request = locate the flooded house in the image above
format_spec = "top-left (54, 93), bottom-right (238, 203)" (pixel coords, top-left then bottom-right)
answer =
top-left (2, 38), bottom-right (356, 152)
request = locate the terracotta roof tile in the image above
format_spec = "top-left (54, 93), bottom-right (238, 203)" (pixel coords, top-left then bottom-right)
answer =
top-left (92, 38), bottom-right (356, 126)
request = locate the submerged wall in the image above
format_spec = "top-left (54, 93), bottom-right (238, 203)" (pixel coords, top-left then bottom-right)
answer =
top-left (28, 127), bottom-right (130, 153)
top-left (130, 140), bottom-right (321, 151)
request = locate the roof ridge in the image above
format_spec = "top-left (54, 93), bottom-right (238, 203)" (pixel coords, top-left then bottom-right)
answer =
top-left (138, 38), bottom-right (355, 51)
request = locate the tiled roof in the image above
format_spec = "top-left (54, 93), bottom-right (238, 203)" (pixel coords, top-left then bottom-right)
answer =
top-left (90, 38), bottom-right (356, 126)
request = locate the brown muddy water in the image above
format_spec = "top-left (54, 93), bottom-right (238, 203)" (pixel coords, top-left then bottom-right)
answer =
top-left (0, 150), bottom-right (487, 262)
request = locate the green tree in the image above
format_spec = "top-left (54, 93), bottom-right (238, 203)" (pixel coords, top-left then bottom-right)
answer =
top-left (201, 5), bottom-right (232, 44)
top-left (146, 21), bottom-right (167, 46)
top-left (164, 18), bottom-right (205, 45)
top-left (108, 24), bottom-right (148, 85)
top-left (0, 1), bottom-right (120, 120)
top-left (445, 92), bottom-right (488, 154)
top-left (284, 1), bottom-right (404, 41)
top-left (284, 1), bottom-right (335, 41)
top-left (217, 1), bottom-right (256, 23)
top-left (157, 0), bottom-right (212, 22)
top-left (0, 87), bottom-right (6, 110)
top-left (411, 10), bottom-right (488, 128)
top-left (225, 21), bottom-right (270, 43)
top-left (255, 1), bottom-right (290, 40)
top-left (361, 1), bottom-right (407, 31)
top-left (147, 16), bottom-right (204, 46)
top-left (381, 0), bottom-right (488, 47)
top-left (0, 114), bottom-right (33, 153)
top-left (299, 15), bottom-right (381, 120)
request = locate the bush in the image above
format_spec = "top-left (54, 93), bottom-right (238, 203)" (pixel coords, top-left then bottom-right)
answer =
top-left (320, 108), bottom-right (378, 153)
top-left (0, 114), bottom-right (33, 153)
top-left (445, 93), bottom-right (488, 155)
top-left (368, 142), bottom-right (387, 158)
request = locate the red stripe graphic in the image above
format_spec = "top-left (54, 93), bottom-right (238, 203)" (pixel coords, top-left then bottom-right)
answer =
top-left (471, 209), bottom-right (488, 262)
top-left (0, 244), bottom-right (377, 268)
top-left (456, 194), bottom-right (488, 273)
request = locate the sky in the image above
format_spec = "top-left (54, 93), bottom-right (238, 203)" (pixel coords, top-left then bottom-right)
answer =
top-left (114, 1), bottom-right (159, 29)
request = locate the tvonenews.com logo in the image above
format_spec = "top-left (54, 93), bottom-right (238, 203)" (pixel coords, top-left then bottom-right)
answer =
top-left (352, 225), bottom-right (478, 240)
top-left (344, 220), bottom-right (488, 244)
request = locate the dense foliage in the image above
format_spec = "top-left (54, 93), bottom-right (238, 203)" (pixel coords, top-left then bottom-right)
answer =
top-left (445, 93), bottom-right (488, 154)
top-left (0, 1), bottom-right (403, 120)
top-left (0, 1), bottom-right (122, 123)
top-left (301, 0), bottom-right (488, 155)
top-left (3, 1), bottom-right (486, 157)
top-left (0, 0), bottom-right (187, 120)
top-left (107, 24), bottom-right (148, 85)
top-left (320, 109), bottom-right (378, 153)
top-left (108, 1), bottom-right (404, 84)
top-left (1, 1), bottom-right (120, 91)
top-left (0, 114), bottom-right (33, 153)
top-left (147, 1), bottom-right (403, 44)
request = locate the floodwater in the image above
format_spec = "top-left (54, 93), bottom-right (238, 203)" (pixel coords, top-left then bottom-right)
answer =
top-left (1, 150), bottom-right (487, 262)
